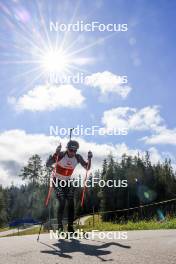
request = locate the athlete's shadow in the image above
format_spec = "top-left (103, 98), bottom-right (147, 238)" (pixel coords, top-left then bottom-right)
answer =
top-left (40, 238), bottom-right (131, 261)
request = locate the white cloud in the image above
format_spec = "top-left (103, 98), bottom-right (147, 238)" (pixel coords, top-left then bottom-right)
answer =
top-left (0, 129), bottom-right (171, 187)
top-left (0, 167), bottom-right (23, 187)
top-left (0, 129), bottom-right (63, 187)
top-left (102, 106), bottom-right (164, 131)
top-left (8, 84), bottom-right (85, 112)
top-left (142, 128), bottom-right (176, 145)
top-left (129, 106), bottom-right (164, 130)
top-left (85, 71), bottom-right (132, 98)
top-left (102, 106), bottom-right (163, 131)
top-left (148, 147), bottom-right (162, 164)
top-left (102, 106), bottom-right (176, 146)
top-left (103, 106), bottom-right (176, 146)
top-left (0, 130), bottom-right (56, 163)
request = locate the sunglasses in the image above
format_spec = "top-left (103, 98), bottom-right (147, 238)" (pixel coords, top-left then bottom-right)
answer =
top-left (68, 148), bottom-right (77, 153)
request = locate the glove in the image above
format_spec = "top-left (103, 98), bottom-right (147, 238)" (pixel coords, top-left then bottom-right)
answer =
top-left (46, 155), bottom-right (53, 167)
top-left (88, 150), bottom-right (93, 159)
top-left (56, 143), bottom-right (62, 154)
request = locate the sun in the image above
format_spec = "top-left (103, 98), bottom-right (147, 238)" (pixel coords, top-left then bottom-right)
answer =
top-left (41, 49), bottom-right (70, 73)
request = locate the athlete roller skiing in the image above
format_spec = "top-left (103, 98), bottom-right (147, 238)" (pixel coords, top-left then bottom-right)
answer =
top-left (46, 139), bottom-right (93, 234)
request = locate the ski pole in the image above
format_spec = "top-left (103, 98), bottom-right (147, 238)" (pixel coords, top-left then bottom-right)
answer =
top-left (69, 128), bottom-right (74, 140)
top-left (39, 157), bottom-right (59, 241)
top-left (45, 153), bottom-right (59, 207)
top-left (81, 161), bottom-right (90, 208)
top-left (37, 222), bottom-right (43, 242)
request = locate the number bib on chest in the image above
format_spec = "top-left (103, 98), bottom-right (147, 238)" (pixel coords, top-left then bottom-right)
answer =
top-left (55, 154), bottom-right (78, 180)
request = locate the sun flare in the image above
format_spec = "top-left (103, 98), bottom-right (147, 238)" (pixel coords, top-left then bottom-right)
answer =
top-left (42, 50), bottom-right (70, 73)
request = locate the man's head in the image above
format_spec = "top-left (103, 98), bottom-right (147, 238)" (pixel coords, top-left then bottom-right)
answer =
top-left (67, 140), bottom-right (79, 157)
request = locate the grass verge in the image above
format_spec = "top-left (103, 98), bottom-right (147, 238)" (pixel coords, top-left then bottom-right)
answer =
top-left (2, 215), bottom-right (176, 237)
top-left (82, 215), bottom-right (176, 231)
top-left (1, 226), bottom-right (48, 237)
top-left (0, 227), bottom-right (10, 232)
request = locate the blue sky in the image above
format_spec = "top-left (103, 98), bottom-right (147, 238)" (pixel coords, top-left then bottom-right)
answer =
top-left (0, 0), bottom-right (176, 186)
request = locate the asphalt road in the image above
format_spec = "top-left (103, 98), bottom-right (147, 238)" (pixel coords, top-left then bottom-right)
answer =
top-left (0, 230), bottom-right (176, 264)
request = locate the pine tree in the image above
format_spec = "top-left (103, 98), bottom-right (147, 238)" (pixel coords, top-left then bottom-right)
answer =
top-left (19, 154), bottom-right (43, 186)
